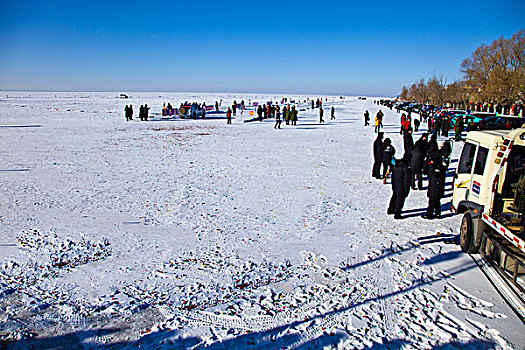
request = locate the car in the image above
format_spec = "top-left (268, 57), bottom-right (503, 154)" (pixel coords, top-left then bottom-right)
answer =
top-left (449, 113), bottom-right (483, 129)
top-left (474, 116), bottom-right (525, 131)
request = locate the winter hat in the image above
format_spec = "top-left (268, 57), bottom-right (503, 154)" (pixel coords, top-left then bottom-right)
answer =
top-left (378, 132), bottom-right (384, 139)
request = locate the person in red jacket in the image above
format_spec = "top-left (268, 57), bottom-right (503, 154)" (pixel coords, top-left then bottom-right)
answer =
top-left (227, 107), bottom-right (232, 124)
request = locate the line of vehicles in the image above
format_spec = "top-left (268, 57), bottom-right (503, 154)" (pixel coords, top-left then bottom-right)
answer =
top-left (379, 99), bottom-right (525, 320)
top-left (379, 99), bottom-right (524, 132)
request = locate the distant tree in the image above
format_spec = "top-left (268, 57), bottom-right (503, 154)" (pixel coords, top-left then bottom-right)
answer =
top-left (401, 29), bottom-right (524, 106)
top-left (427, 73), bottom-right (446, 106)
top-left (461, 29), bottom-right (525, 104)
top-left (400, 86), bottom-right (409, 100)
top-left (445, 81), bottom-right (466, 108)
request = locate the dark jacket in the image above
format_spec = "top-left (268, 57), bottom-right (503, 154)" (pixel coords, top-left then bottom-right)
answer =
top-left (426, 161), bottom-right (446, 198)
top-left (383, 144), bottom-right (395, 165)
top-left (410, 138), bottom-right (427, 172)
top-left (403, 132), bottom-right (414, 155)
top-left (373, 137), bottom-right (383, 162)
top-left (392, 158), bottom-right (412, 197)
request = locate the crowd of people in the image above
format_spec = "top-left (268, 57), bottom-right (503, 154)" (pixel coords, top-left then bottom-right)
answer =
top-left (371, 110), bottom-right (451, 220)
top-left (125, 97), bottom-right (336, 127)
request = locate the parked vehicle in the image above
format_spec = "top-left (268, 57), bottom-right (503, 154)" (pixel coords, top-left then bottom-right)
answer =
top-left (451, 128), bottom-right (525, 318)
top-left (468, 115), bottom-right (525, 131)
top-left (449, 113), bottom-right (483, 129)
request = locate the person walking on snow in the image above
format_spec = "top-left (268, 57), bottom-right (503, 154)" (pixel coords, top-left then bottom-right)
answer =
top-left (331, 106), bottom-right (335, 120)
top-left (291, 105), bottom-right (298, 125)
top-left (364, 110), bottom-right (370, 126)
top-left (388, 154), bottom-right (412, 219)
top-left (274, 105), bottom-right (282, 129)
top-left (319, 107), bottom-right (324, 123)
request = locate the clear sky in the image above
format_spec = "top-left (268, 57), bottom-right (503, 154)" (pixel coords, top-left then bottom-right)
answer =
top-left (0, 0), bottom-right (523, 96)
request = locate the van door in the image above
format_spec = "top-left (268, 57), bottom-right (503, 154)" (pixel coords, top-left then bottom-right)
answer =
top-left (470, 146), bottom-right (489, 203)
top-left (452, 141), bottom-right (478, 210)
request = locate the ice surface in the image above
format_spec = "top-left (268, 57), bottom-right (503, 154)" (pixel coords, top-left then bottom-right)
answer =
top-left (0, 92), bottom-right (523, 349)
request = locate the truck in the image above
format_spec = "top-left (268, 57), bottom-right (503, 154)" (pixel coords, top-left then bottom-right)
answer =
top-left (451, 127), bottom-right (525, 320)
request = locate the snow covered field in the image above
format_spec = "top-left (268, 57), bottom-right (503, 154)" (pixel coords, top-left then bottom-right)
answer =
top-left (0, 92), bottom-right (523, 349)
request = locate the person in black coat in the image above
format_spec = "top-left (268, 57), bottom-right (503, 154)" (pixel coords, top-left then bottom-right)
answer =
top-left (403, 128), bottom-right (414, 157)
top-left (442, 116), bottom-right (450, 137)
top-left (427, 134), bottom-right (439, 155)
top-left (372, 132), bottom-right (384, 179)
top-left (423, 151), bottom-right (446, 219)
top-left (388, 154), bottom-right (412, 219)
top-left (382, 138), bottom-right (395, 182)
top-left (414, 118), bottom-right (420, 132)
top-left (410, 133), bottom-right (428, 190)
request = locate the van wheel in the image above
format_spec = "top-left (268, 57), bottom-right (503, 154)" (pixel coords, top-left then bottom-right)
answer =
top-left (460, 212), bottom-right (477, 253)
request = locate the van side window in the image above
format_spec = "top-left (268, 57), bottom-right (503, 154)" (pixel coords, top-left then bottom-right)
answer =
top-left (474, 147), bottom-right (489, 175)
top-left (458, 142), bottom-right (477, 174)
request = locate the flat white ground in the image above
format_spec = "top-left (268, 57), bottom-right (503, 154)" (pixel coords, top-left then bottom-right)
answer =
top-left (0, 92), bottom-right (523, 349)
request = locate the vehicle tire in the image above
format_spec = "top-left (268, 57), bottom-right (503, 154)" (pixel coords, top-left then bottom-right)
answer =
top-left (459, 212), bottom-right (477, 253)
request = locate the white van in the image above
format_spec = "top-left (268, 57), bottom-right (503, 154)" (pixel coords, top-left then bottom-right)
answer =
top-left (451, 128), bottom-right (525, 315)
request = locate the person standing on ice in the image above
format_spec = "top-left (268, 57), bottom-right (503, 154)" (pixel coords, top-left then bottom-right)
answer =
top-left (403, 128), bottom-right (414, 156)
top-left (139, 105), bottom-right (144, 121)
top-left (226, 107), bottom-right (232, 124)
top-left (387, 154), bottom-right (412, 219)
top-left (291, 105), bottom-right (298, 125)
top-left (124, 105), bottom-right (130, 121)
top-left (400, 113), bottom-right (406, 134)
top-left (274, 105), bottom-right (282, 129)
top-left (283, 105), bottom-right (289, 125)
top-left (331, 106), bottom-right (335, 120)
top-left (364, 110), bottom-right (370, 126)
top-left (410, 133), bottom-right (428, 190)
top-left (372, 132), bottom-right (384, 179)
top-left (413, 118), bottom-right (420, 132)
top-left (232, 101), bottom-right (237, 116)
top-left (422, 151), bottom-right (445, 219)
top-left (319, 107), bottom-right (324, 123)
top-left (129, 105), bottom-right (133, 120)
top-left (374, 112), bottom-right (382, 133)
top-left (382, 138), bottom-right (395, 183)
top-left (144, 104), bottom-right (150, 121)
top-left (257, 105), bottom-right (263, 121)
top-left (454, 115), bottom-right (464, 141)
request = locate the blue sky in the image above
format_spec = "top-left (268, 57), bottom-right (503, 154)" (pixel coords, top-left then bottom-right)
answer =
top-left (0, 0), bottom-right (523, 96)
